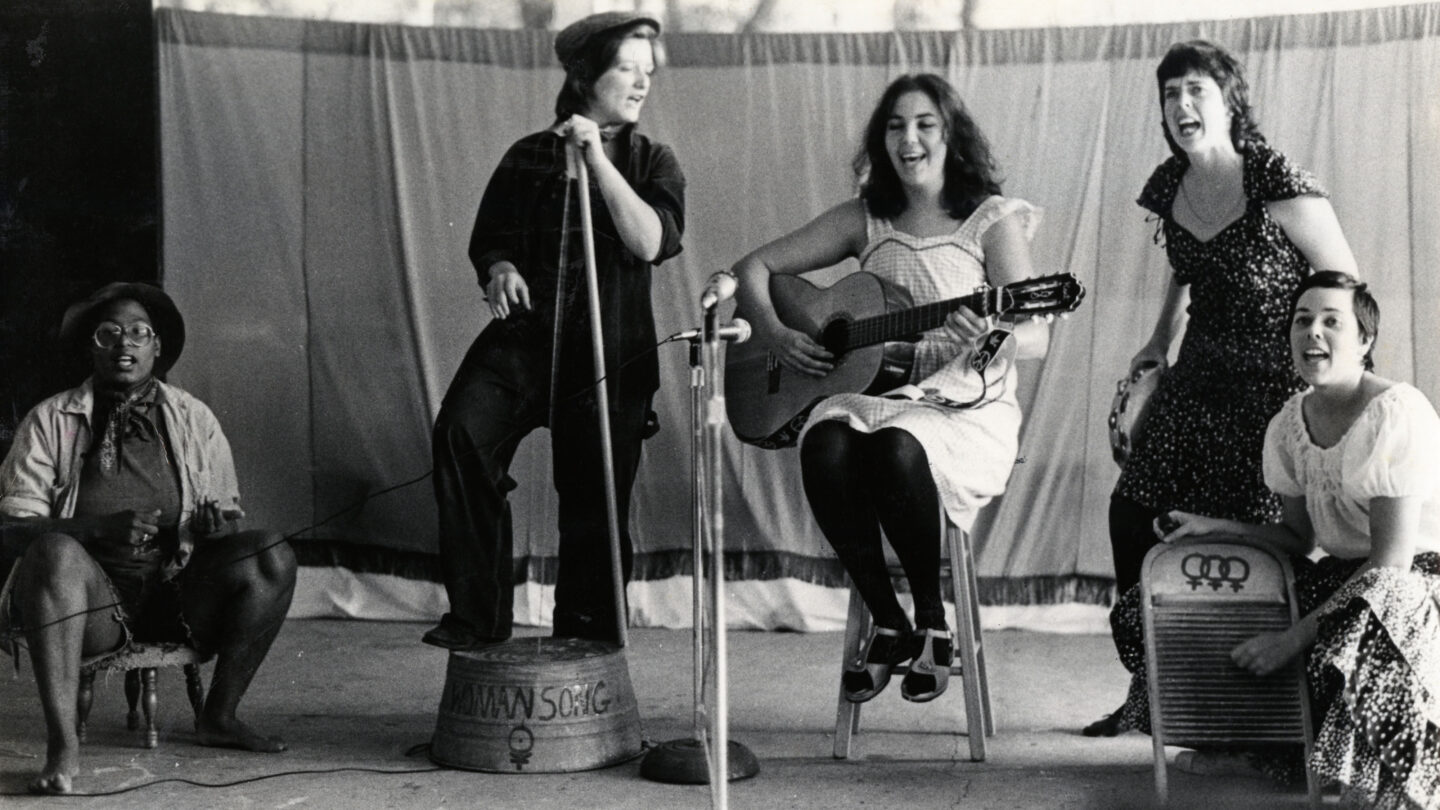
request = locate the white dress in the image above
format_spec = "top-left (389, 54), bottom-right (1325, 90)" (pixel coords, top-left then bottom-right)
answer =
top-left (798, 195), bottom-right (1041, 531)
top-left (1262, 382), bottom-right (1440, 559)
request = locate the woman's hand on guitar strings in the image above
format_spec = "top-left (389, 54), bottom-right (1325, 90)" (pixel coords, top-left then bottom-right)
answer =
top-left (766, 324), bottom-right (834, 378)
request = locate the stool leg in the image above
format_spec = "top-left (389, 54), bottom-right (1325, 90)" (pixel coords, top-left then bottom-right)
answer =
top-left (125, 668), bottom-right (142, 730)
top-left (184, 663), bottom-right (206, 729)
top-left (76, 671), bottom-right (96, 743)
top-left (948, 522), bottom-right (987, 762)
top-left (961, 528), bottom-right (995, 737)
top-left (833, 582), bottom-right (869, 759)
top-left (140, 668), bottom-right (159, 749)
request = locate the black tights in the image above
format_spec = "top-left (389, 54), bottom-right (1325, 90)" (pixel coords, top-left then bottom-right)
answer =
top-left (800, 421), bottom-right (945, 632)
top-left (1108, 494), bottom-right (1164, 595)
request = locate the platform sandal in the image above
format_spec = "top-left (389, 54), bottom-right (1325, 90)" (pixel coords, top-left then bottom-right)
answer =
top-left (843, 626), bottom-right (912, 703)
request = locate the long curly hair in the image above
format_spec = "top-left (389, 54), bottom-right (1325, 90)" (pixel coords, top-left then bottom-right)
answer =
top-left (1155, 40), bottom-right (1265, 157)
top-left (854, 74), bottom-right (1002, 221)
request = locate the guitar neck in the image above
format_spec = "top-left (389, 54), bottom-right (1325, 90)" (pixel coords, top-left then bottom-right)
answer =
top-left (840, 289), bottom-right (990, 350)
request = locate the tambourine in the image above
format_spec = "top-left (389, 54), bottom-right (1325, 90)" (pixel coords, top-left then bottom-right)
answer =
top-left (1108, 360), bottom-right (1164, 467)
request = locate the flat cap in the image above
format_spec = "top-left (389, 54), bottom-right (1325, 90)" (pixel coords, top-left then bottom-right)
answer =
top-left (554, 11), bottom-right (660, 69)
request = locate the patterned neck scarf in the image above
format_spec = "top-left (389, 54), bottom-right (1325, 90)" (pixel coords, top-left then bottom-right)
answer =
top-left (93, 377), bottom-right (160, 476)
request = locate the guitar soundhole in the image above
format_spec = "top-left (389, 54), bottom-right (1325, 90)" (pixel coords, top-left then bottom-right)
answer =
top-left (819, 318), bottom-right (849, 356)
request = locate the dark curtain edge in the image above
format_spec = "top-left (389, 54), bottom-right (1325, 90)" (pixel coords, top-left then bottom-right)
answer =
top-left (291, 540), bottom-right (1117, 606)
top-left (155, 3), bottom-right (1440, 65)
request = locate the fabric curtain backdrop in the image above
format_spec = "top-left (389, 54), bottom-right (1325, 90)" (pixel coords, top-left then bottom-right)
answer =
top-left (156, 5), bottom-right (1440, 630)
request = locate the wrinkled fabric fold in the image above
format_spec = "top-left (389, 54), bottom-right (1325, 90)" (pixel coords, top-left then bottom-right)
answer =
top-left (1310, 565), bottom-right (1440, 809)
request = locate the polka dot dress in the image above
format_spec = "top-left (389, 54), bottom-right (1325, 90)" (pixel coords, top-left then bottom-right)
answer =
top-left (1115, 140), bottom-right (1324, 523)
top-left (1309, 562), bottom-right (1440, 808)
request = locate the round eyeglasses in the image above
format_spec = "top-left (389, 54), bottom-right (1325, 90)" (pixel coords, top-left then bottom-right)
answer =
top-left (93, 323), bottom-right (156, 349)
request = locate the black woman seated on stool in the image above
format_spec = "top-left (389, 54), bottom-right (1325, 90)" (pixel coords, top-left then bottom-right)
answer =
top-left (732, 74), bottom-right (1049, 703)
top-left (0, 282), bottom-right (297, 795)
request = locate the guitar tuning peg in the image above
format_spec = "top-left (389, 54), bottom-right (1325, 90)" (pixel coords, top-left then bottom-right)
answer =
top-left (1044, 314), bottom-right (1055, 324)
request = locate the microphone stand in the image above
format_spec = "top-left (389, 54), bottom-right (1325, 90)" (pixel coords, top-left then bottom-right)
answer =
top-left (570, 143), bottom-right (628, 648)
top-left (640, 304), bottom-right (759, 802)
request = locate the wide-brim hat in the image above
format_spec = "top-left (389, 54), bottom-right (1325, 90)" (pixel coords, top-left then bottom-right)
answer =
top-left (59, 281), bottom-right (186, 376)
top-left (554, 11), bottom-right (661, 70)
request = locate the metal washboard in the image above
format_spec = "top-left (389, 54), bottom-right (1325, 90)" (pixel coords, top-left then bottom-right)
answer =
top-left (1140, 538), bottom-right (1320, 807)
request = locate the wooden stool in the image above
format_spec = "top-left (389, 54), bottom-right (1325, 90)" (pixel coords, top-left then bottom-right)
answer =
top-left (833, 507), bottom-right (994, 761)
top-left (78, 642), bottom-right (211, 749)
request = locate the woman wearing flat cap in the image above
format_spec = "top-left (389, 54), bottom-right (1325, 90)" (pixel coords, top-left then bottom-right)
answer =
top-left (426, 12), bottom-right (685, 650)
top-left (0, 282), bottom-right (297, 794)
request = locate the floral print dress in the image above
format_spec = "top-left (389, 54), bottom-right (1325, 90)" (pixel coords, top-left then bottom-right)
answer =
top-left (1115, 140), bottom-right (1324, 523)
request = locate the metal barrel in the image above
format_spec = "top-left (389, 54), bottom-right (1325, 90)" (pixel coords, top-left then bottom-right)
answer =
top-left (431, 637), bottom-right (643, 773)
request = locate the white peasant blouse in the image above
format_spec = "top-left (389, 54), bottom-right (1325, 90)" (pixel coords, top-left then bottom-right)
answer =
top-left (1262, 382), bottom-right (1440, 559)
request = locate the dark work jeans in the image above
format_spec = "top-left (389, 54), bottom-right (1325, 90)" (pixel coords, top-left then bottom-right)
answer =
top-left (431, 329), bottom-right (648, 645)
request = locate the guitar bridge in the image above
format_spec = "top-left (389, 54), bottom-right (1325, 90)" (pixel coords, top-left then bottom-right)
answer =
top-left (864, 341), bottom-right (916, 394)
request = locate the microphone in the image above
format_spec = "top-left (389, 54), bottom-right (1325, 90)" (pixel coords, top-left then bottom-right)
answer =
top-left (669, 318), bottom-right (752, 344)
top-left (699, 271), bottom-right (738, 310)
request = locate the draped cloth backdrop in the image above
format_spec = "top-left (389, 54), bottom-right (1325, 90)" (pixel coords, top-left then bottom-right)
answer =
top-left (156, 5), bottom-right (1440, 631)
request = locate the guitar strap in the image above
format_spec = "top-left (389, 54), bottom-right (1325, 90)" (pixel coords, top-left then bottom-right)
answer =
top-left (969, 327), bottom-right (1013, 375)
top-left (900, 327), bottom-right (1014, 411)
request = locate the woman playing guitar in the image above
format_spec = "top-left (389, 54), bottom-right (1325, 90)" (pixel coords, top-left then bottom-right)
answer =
top-left (731, 74), bottom-right (1049, 704)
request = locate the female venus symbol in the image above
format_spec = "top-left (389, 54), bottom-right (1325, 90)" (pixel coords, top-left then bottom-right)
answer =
top-left (1180, 553), bottom-right (1250, 592)
top-left (508, 723), bottom-right (534, 770)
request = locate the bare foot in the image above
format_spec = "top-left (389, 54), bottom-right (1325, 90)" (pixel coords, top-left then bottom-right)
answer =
top-left (28, 744), bottom-right (78, 795)
top-left (196, 716), bottom-right (287, 753)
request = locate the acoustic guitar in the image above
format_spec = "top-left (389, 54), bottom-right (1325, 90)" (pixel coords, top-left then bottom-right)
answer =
top-left (724, 271), bottom-right (1085, 448)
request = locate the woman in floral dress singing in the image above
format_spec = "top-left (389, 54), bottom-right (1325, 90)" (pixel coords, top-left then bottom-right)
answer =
top-left (1085, 39), bottom-right (1358, 737)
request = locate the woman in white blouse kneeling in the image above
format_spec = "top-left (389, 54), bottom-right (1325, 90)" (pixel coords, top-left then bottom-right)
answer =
top-left (1159, 270), bottom-right (1440, 807)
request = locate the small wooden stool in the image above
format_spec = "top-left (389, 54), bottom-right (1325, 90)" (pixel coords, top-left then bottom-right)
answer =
top-left (833, 507), bottom-right (994, 761)
top-left (79, 642), bottom-right (211, 749)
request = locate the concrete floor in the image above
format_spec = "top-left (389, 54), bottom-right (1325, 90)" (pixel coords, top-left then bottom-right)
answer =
top-left (0, 620), bottom-right (1324, 808)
